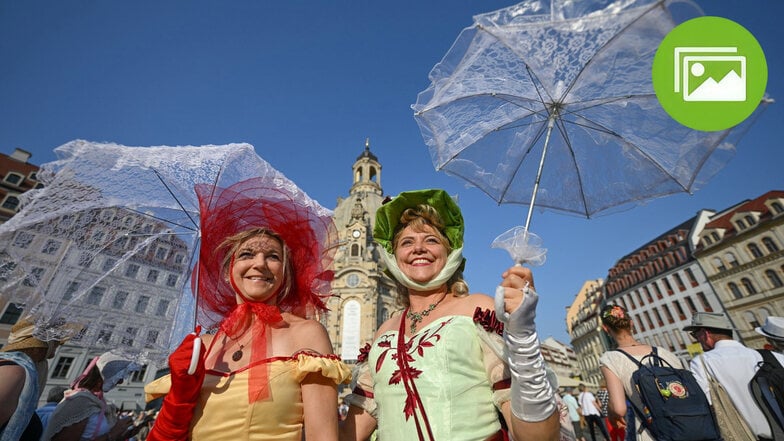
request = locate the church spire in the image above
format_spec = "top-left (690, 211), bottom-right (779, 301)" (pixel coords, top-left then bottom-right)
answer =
top-left (351, 138), bottom-right (381, 195)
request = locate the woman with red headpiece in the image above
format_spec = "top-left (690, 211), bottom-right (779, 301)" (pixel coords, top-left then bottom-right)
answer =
top-left (145, 178), bottom-right (351, 441)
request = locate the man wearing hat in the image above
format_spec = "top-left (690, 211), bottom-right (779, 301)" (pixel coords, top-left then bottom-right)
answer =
top-left (0, 319), bottom-right (62, 441)
top-left (756, 316), bottom-right (784, 353)
top-left (685, 311), bottom-right (784, 440)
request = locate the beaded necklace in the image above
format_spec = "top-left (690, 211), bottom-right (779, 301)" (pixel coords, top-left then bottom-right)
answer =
top-left (406, 294), bottom-right (447, 334)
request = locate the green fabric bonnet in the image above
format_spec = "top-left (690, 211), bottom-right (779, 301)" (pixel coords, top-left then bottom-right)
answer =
top-left (373, 189), bottom-right (464, 254)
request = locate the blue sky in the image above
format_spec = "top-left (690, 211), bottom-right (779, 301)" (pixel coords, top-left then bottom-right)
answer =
top-left (1, 1), bottom-right (781, 345)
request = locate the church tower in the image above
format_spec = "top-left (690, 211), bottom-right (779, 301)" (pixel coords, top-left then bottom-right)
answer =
top-left (325, 140), bottom-right (398, 362)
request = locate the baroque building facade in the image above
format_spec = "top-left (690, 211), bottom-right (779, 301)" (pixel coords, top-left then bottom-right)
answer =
top-left (323, 141), bottom-right (398, 364)
top-left (566, 278), bottom-right (606, 387)
top-left (693, 190), bottom-right (784, 349)
top-left (603, 211), bottom-right (726, 364)
top-left (1, 148), bottom-right (40, 224)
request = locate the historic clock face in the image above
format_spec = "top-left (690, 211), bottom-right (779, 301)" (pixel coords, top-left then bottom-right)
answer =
top-left (351, 229), bottom-right (361, 238)
top-left (346, 273), bottom-right (360, 287)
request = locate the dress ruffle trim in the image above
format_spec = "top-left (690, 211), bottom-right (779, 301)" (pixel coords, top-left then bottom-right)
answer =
top-left (473, 307), bottom-right (504, 335)
top-left (293, 352), bottom-right (352, 384)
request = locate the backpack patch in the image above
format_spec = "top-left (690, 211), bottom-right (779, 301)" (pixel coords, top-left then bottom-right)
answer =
top-left (749, 349), bottom-right (784, 439)
top-left (616, 347), bottom-right (722, 441)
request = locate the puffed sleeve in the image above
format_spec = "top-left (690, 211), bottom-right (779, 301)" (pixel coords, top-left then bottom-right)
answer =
top-left (293, 353), bottom-right (352, 385)
top-left (473, 307), bottom-right (512, 409)
top-left (144, 374), bottom-right (172, 403)
top-left (342, 343), bottom-right (378, 418)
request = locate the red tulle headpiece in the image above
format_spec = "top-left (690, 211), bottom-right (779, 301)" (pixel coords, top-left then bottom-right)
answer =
top-left (194, 177), bottom-right (337, 329)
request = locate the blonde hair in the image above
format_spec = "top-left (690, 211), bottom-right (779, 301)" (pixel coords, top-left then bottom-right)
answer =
top-left (391, 205), bottom-right (469, 307)
top-left (219, 228), bottom-right (293, 305)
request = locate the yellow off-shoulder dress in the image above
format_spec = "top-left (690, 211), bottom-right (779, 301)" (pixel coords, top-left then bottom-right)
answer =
top-left (146, 353), bottom-right (351, 441)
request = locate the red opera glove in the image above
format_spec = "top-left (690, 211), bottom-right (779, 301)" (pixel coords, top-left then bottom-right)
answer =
top-left (147, 328), bottom-right (205, 441)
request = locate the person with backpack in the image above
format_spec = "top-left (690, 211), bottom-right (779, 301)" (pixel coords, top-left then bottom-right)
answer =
top-left (598, 304), bottom-right (706, 441)
top-left (686, 311), bottom-right (784, 441)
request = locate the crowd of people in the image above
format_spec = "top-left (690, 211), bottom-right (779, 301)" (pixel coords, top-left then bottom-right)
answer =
top-left (3, 184), bottom-right (784, 441)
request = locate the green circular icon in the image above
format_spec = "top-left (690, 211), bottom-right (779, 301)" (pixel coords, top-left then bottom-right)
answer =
top-left (652, 16), bottom-right (767, 131)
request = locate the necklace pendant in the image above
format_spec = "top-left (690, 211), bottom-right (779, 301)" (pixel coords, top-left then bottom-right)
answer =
top-left (232, 349), bottom-right (243, 362)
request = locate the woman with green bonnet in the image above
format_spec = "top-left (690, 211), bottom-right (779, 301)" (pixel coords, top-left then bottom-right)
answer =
top-left (340, 189), bottom-right (559, 441)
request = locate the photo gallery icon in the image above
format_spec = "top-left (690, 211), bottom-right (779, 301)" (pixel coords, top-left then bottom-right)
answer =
top-left (674, 47), bottom-right (746, 102)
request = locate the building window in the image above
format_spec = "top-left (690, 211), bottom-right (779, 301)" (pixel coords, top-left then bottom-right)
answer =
top-left (644, 311), bottom-right (654, 329)
top-left (696, 292), bottom-right (713, 312)
top-left (13, 231), bottom-right (34, 248)
top-left (673, 273), bottom-right (686, 291)
top-left (736, 218), bottom-right (747, 230)
top-left (748, 243), bottom-right (763, 259)
top-left (146, 269), bottom-right (159, 283)
top-left (653, 308), bottom-right (664, 326)
top-left (762, 237), bottom-right (780, 253)
top-left (166, 274), bottom-right (178, 288)
top-left (41, 239), bottom-right (62, 255)
top-left (725, 253), bottom-right (739, 268)
top-left (765, 270), bottom-right (783, 288)
top-left (0, 256), bottom-right (16, 283)
top-left (63, 282), bottom-right (79, 301)
top-left (741, 278), bottom-right (757, 295)
top-left (102, 258), bottom-right (117, 272)
top-left (685, 267), bottom-right (699, 286)
top-left (23, 267), bottom-right (45, 287)
top-left (745, 215), bottom-right (756, 226)
top-left (125, 264), bottom-right (140, 278)
top-left (662, 278), bottom-right (674, 295)
top-left (636, 316), bottom-right (646, 332)
top-left (351, 244), bottom-right (359, 257)
top-left (155, 246), bottom-right (169, 260)
top-left (772, 202), bottom-right (784, 214)
top-left (113, 291), bottom-right (128, 309)
top-left (155, 299), bottom-right (170, 317)
top-left (0, 303), bottom-right (24, 324)
top-left (121, 327), bottom-right (138, 346)
top-left (51, 357), bottom-right (74, 379)
top-left (643, 287), bottom-right (653, 302)
top-left (713, 257), bottom-right (726, 272)
top-left (728, 282), bottom-right (743, 299)
top-left (78, 252), bottom-right (93, 268)
top-left (1, 195), bottom-right (20, 211)
top-left (652, 282), bottom-right (663, 299)
top-left (662, 305), bottom-right (675, 324)
top-left (174, 253), bottom-right (185, 264)
top-left (145, 330), bottom-right (159, 348)
top-left (685, 297), bottom-right (697, 313)
top-left (87, 286), bottom-right (106, 305)
top-left (672, 300), bottom-right (686, 320)
top-left (3, 172), bottom-right (23, 185)
top-left (97, 324), bottom-right (115, 344)
top-left (135, 295), bottom-right (150, 313)
top-left (744, 310), bottom-right (760, 330)
top-left (711, 232), bottom-right (720, 242)
top-left (131, 365), bottom-right (148, 382)
top-left (636, 290), bottom-right (644, 305)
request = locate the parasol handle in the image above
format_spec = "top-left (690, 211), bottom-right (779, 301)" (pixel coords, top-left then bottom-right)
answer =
top-left (187, 336), bottom-right (202, 375)
top-left (524, 113), bottom-right (557, 234)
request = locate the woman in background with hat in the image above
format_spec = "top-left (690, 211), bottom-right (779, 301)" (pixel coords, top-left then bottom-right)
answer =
top-left (341, 189), bottom-right (559, 441)
top-left (144, 178), bottom-right (351, 441)
top-left (42, 351), bottom-right (141, 441)
top-left (0, 319), bottom-right (62, 441)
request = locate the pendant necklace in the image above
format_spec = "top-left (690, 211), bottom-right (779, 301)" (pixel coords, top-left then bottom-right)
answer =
top-left (232, 345), bottom-right (245, 362)
top-left (406, 294), bottom-right (447, 334)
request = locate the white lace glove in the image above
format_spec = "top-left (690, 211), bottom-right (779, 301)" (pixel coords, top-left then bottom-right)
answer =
top-left (494, 283), bottom-right (556, 422)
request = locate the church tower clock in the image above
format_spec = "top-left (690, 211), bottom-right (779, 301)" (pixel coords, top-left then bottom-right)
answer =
top-left (325, 140), bottom-right (398, 363)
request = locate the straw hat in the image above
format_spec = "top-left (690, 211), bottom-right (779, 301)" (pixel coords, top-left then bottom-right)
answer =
top-left (755, 316), bottom-right (784, 341)
top-left (0, 320), bottom-right (49, 352)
